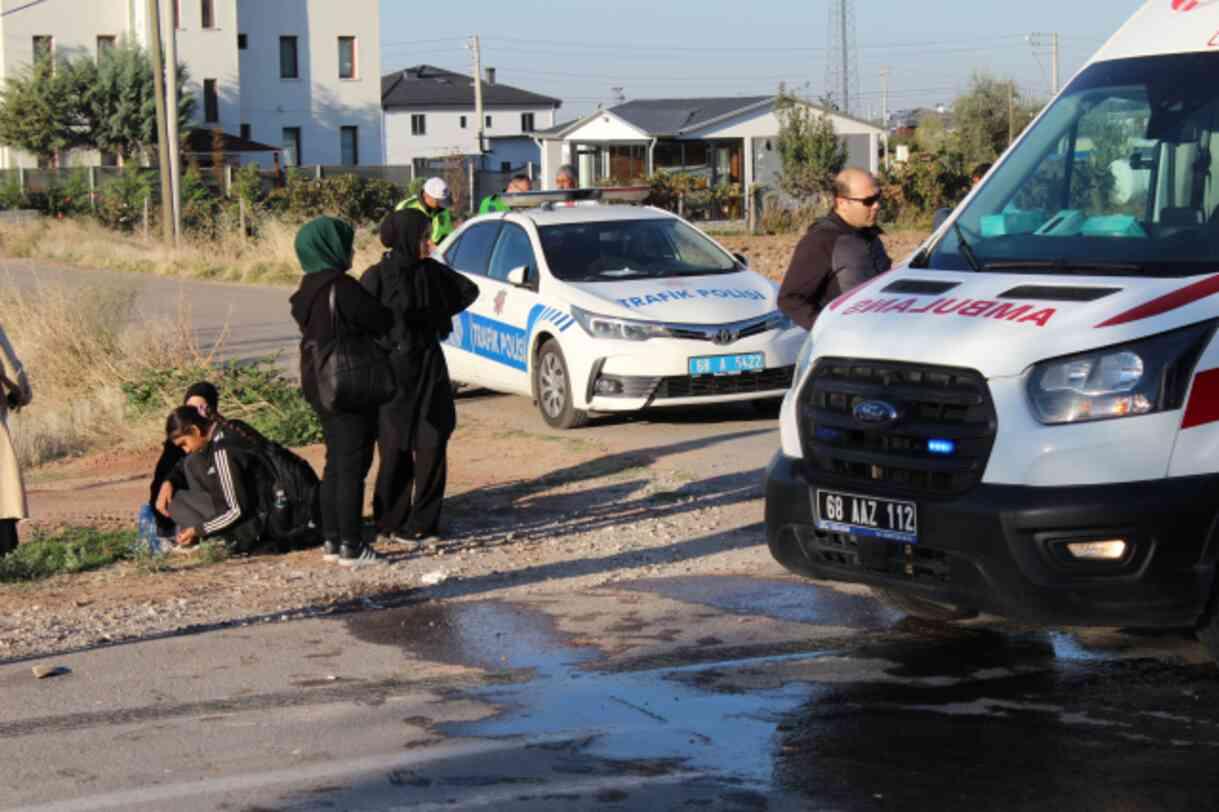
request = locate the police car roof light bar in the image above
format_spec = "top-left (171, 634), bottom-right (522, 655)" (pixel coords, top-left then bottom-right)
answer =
top-left (501, 186), bottom-right (651, 210)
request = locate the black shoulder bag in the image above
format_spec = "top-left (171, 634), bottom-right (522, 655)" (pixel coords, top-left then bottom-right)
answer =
top-left (313, 281), bottom-right (397, 412)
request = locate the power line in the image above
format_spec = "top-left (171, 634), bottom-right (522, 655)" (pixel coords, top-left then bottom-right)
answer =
top-left (0, 0), bottom-right (53, 16)
top-left (477, 33), bottom-right (1030, 54)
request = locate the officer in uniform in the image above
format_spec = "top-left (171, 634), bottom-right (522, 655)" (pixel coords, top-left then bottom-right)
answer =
top-left (396, 177), bottom-right (454, 249)
top-left (479, 174), bottom-right (531, 214)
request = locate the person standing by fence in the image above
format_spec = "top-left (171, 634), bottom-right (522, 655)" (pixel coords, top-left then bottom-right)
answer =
top-left (479, 174), bottom-right (532, 214)
top-left (290, 217), bottom-right (394, 567)
top-left (0, 323), bottom-right (32, 558)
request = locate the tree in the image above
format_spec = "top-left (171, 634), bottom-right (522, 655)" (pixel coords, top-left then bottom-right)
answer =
top-left (774, 89), bottom-right (848, 206)
top-left (952, 72), bottom-right (1042, 167)
top-left (84, 41), bottom-right (195, 165)
top-left (0, 59), bottom-right (80, 165)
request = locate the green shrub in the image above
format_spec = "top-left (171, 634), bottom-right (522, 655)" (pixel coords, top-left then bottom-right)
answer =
top-left (122, 357), bottom-right (321, 448)
top-left (180, 164), bottom-right (221, 236)
top-left (263, 172), bottom-right (403, 225)
top-left (0, 527), bottom-right (138, 582)
top-left (97, 164), bottom-right (155, 231)
top-left (0, 177), bottom-right (27, 210)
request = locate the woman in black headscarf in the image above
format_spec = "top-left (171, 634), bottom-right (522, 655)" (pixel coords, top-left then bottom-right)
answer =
top-left (290, 217), bottom-right (394, 567)
top-left (362, 209), bottom-right (479, 545)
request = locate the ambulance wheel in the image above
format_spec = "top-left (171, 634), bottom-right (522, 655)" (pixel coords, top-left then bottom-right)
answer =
top-left (873, 588), bottom-right (977, 622)
top-left (535, 340), bottom-right (588, 429)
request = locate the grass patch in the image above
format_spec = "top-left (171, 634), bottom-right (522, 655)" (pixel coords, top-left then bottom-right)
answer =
top-left (0, 527), bottom-right (138, 582)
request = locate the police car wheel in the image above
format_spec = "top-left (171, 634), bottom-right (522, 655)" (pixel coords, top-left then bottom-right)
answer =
top-left (872, 588), bottom-right (977, 622)
top-left (534, 340), bottom-right (588, 429)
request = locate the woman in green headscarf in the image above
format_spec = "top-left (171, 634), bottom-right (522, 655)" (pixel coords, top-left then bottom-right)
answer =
top-left (290, 217), bottom-right (394, 567)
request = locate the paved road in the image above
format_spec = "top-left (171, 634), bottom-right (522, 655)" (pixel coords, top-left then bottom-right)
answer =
top-left (3, 578), bottom-right (1216, 811)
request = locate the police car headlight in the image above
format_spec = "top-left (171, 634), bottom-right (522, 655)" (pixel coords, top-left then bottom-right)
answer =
top-left (1027, 323), bottom-right (1214, 425)
top-left (765, 310), bottom-right (795, 332)
top-left (570, 306), bottom-right (675, 341)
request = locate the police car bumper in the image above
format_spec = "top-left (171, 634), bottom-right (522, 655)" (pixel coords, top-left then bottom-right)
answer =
top-left (765, 452), bottom-right (1219, 628)
top-left (577, 329), bottom-right (803, 410)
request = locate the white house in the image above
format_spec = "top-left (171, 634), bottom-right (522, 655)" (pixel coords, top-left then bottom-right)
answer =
top-left (0, 0), bottom-right (382, 168)
top-left (381, 64), bottom-right (561, 174)
top-left (535, 96), bottom-right (884, 216)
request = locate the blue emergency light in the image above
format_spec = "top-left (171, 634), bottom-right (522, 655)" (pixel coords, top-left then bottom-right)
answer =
top-left (927, 439), bottom-right (957, 456)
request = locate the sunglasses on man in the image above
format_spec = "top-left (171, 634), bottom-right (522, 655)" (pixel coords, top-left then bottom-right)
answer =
top-left (843, 192), bottom-right (883, 207)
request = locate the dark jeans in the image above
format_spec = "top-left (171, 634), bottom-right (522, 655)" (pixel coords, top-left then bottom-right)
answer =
top-left (318, 409), bottom-right (377, 543)
top-left (0, 519), bottom-right (17, 557)
top-left (374, 438), bottom-right (448, 537)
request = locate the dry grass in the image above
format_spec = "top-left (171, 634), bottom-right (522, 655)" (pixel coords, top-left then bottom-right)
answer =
top-left (0, 218), bottom-right (385, 287)
top-left (1, 279), bottom-right (204, 468)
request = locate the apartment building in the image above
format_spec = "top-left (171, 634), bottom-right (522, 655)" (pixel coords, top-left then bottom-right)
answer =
top-left (0, 0), bottom-right (382, 168)
top-left (382, 65), bottom-right (561, 172)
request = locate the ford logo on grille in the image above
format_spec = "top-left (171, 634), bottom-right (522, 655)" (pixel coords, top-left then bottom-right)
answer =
top-left (853, 400), bottom-right (900, 426)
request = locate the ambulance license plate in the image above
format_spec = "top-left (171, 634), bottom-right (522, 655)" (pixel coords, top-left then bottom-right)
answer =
top-left (688, 352), bottom-right (765, 376)
top-left (815, 489), bottom-right (918, 543)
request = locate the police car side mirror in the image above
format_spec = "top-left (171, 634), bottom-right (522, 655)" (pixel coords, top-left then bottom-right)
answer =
top-left (507, 265), bottom-right (531, 288)
top-left (733, 253), bottom-right (749, 268)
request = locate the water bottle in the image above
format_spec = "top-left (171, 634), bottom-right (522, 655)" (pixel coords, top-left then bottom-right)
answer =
top-left (137, 503), bottom-right (161, 555)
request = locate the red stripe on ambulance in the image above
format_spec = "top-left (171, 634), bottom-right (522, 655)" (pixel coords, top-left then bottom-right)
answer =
top-left (1095, 273), bottom-right (1219, 328)
top-left (1181, 368), bottom-right (1219, 429)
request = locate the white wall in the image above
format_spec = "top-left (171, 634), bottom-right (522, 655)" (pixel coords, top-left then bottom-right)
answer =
top-left (175, 0), bottom-right (241, 136)
top-left (384, 105), bottom-right (556, 165)
top-left (237, 0), bottom-right (382, 166)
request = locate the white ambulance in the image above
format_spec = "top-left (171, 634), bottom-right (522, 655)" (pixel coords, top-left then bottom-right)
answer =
top-left (766, 0), bottom-right (1219, 662)
top-left (436, 190), bottom-right (803, 428)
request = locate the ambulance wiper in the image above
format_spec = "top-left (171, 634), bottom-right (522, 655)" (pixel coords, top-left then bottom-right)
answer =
top-left (982, 259), bottom-right (1143, 275)
top-left (952, 222), bottom-right (982, 272)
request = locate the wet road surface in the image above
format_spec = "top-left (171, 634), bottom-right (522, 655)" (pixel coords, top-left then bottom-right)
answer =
top-left (5, 576), bottom-right (1217, 811)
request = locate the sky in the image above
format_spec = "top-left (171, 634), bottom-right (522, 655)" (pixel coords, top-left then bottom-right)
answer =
top-left (380, 0), bottom-right (1146, 122)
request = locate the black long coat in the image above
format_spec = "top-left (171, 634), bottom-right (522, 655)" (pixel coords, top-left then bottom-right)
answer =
top-left (360, 256), bottom-right (479, 449)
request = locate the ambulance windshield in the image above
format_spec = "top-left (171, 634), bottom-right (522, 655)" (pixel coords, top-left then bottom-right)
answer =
top-left (927, 51), bottom-right (1219, 277)
top-left (538, 218), bottom-right (738, 282)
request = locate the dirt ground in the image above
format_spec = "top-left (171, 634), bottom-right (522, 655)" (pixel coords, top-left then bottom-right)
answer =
top-left (0, 229), bottom-right (929, 663)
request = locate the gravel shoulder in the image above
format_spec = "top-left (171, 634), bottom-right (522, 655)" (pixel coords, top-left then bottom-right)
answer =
top-left (4, 400), bottom-right (787, 663)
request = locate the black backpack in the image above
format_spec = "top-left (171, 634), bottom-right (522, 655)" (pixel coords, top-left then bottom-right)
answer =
top-left (219, 420), bottom-right (321, 552)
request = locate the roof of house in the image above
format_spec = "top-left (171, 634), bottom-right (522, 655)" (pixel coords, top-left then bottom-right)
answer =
top-left (609, 96), bottom-right (774, 136)
top-left (536, 96), bottom-right (883, 139)
top-left (381, 65), bottom-right (561, 109)
top-left (183, 128), bottom-right (278, 153)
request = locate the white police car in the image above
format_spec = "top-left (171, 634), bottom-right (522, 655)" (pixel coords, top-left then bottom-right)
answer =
top-left (436, 189), bottom-right (805, 428)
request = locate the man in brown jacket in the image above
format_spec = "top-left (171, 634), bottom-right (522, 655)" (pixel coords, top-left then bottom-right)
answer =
top-left (778, 167), bottom-right (891, 329)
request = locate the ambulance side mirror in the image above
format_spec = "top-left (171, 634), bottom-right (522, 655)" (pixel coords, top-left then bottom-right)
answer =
top-left (507, 265), bottom-right (532, 288)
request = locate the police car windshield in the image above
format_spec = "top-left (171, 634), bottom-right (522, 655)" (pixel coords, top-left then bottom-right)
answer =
top-left (927, 51), bottom-right (1219, 277)
top-left (538, 218), bottom-right (738, 282)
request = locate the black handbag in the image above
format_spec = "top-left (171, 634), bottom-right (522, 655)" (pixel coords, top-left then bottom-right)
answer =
top-left (313, 282), bottom-right (396, 412)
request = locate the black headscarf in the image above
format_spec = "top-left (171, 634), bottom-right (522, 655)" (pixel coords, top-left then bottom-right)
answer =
top-left (379, 209), bottom-right (431, 264)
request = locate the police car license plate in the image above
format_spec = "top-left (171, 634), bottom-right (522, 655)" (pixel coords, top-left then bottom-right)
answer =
top-left (815, 489), bottom-right (918, 543)
top-left (688, 352), bottom-right (765, 376)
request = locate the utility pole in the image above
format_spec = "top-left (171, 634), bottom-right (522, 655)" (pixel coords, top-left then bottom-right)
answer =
top-left (1008, 80), bottom-right (1015, 145)
top-left (163, 0), bottom-right (181, 245)
top-left (1027, 32), bottom-right (1061, 95)
top-left (470, 35), bottom-right (484, 156)
top-left (146, 0), bottom-right (173, 243)
top-left (838, 0), bottom-right (849, 114)
top-left (880, 66), bottom-right (890, 167)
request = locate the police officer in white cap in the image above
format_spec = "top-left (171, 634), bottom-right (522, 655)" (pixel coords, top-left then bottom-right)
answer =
top-left (395, 177), bottom-right (454, 247)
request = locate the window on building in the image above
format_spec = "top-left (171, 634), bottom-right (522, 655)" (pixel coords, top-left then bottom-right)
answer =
top-left (341, 126), bottom-right (359, 166)
top-left (32, 36), bottom-right (52, 67)
top-left (96, 36), bottom-right (116, 59)
top-left (338, 36), bottom-right (356, 79)
top-left (521, 113), bottom-right (535, 132)
top-left (201, 0), bottom-right (215, 29)
top-left (459, 115), bottom-right (467, 129)
top-left (240, 123), bottom-right (251, 141)
top-left (237, 33), bottom-right (247, 50)
top-left (203, 79), bottom-right (219, 123)
top-left (411, 114), bottom-right (426, 136)
top-left (282, 127), bottom-right (301, 166)
top-left (279, 36), bottom-right (299, 79)
top-left (486, 115), bottom-right (493, 129)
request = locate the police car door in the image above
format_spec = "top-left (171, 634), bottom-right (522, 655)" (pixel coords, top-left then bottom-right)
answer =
top-left (440, 220), bottom-right (502, 390)
top-left (472, 222), bottom-right (545, 396)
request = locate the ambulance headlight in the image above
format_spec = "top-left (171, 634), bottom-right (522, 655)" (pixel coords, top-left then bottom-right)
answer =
top-left (570, 306), bottom-right (676, 341)
top-left (1027, 323), bottom-right (1214, 425)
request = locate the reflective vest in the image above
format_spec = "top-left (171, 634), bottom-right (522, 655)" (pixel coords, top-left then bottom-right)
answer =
top-left (479, 194), bottom-right (509, 214)
top-left (394, 196), bottom-right (454, 244)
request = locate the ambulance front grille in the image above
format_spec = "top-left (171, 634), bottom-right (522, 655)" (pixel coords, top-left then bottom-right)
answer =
top-left (799, 358), bottom-right (997, 497)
